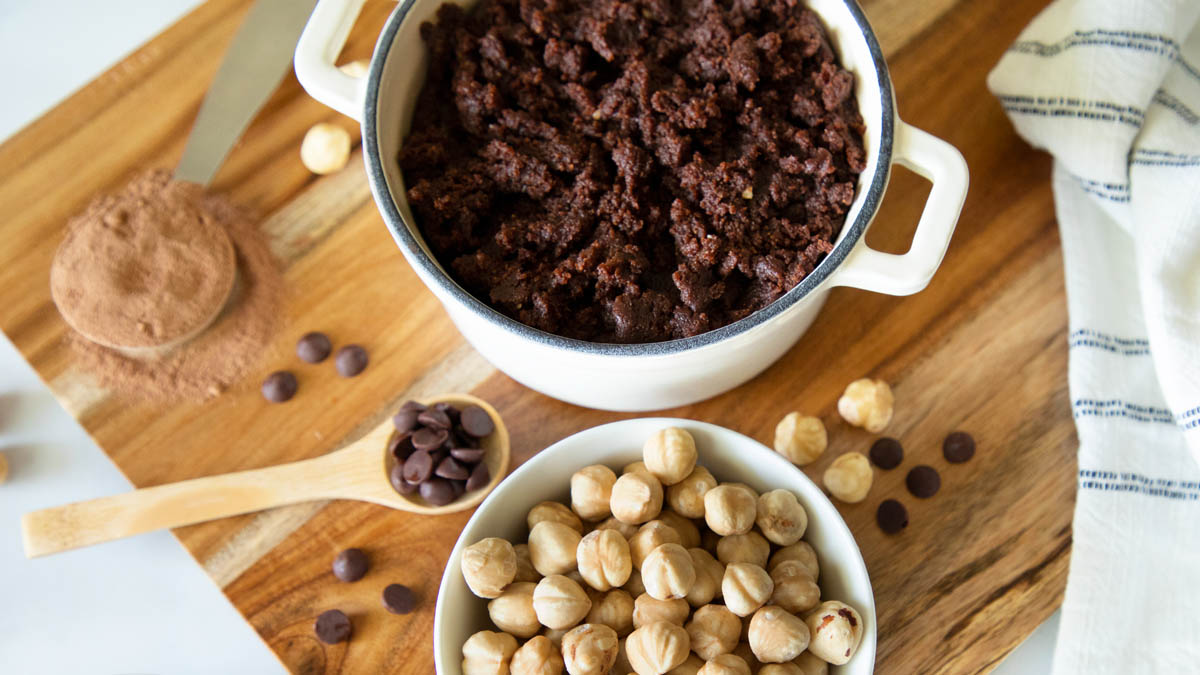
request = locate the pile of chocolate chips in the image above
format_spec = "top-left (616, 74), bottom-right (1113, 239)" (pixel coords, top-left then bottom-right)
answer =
top-left (388, 400), bottom-right (494, 505)
top-left (871, 430), bottom-right (976, 534)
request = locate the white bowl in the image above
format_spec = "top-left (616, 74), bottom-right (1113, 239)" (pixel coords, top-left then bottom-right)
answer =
top-left (295, 0), bottom-right (969, 412)
top-left (433, 418), bottom-right (876, 674)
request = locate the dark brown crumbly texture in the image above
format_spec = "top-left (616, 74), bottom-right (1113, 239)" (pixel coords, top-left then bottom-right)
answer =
top-left (401, 0), bottom-right (866, 342)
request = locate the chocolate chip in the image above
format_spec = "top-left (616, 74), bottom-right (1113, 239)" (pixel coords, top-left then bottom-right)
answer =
top-left (434, 402), bottom-right (460, 422)
top-left (335, 345), bottom-right (368, 377)
top-left (418, 408), bottom-right (452, 430)
top-left (401, 400), bottom-right (426, 412)
top-left (388, 433), bottom-right (415, 462)
top-left (389, 463), bottom-right (418, 495)
top-left (450, 447), bottom-right (486, 464)
top-left (465, 461), bottom-right (490, 491)
top-left (868, 437), bottom-right (903, 469)
top-left (452, 431), bottom-right (480, 449)
top-left (436, 456), bottom-right (470, 480)
top-left (332, 548), bottom-right (368, 582)
top-left (296, 332), bottom-right (332, 363)
top-left (412, 427), bottom-right (449, 452)
top-left (261, 371), bottom-right (297, 403)
top-left (382, 584), bottom-right (417, 614)
top-left (420, 478), bottom-right (456, 505)
top-left (402, 450), bottom-right (434, 484)
top-left (314, 609), bottom-right (352, 644)
top-left (451, 480), bottom-right (466, 499)
top-left (906, 465), bottom-right (941, 498)
top-left (876, 499), bottom-right (908, 534)
top-left (943, 431), bottom-right (976, 463)
top-left (393, 409), bottom-right (420, 434)
top-left (459, 405), bottom-right (495, 438)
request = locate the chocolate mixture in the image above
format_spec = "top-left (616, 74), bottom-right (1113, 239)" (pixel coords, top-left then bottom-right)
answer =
top-left (401, 0), bottom-right (866, 343)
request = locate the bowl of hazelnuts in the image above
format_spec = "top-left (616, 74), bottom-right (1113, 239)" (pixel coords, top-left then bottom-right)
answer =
top-left (434, 420), bottom-right (875, 674)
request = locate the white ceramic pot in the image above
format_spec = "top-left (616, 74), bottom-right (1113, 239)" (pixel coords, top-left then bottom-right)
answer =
top-left (294, 0), bottom-right (969, 412)
top-left (432, 418), bottom-right (877, 674)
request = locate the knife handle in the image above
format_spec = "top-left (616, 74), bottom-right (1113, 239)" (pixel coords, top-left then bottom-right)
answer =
top-left (295, 0), bottom-right (367, 121)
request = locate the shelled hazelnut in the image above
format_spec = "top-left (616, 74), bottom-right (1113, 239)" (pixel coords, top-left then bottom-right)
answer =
top-left (704, 485), bottom-right (757, 536)
top-left (686, 548), bottom-right (726, 607)
top-left (658, 510), bottom-right (702, 549)
top-left (572, 465), bottom-right (618, 522)
top-left (561, 624), bottom-right (619, 675)
top-left (489, 582), bottom-right (540, 638)
top-left (533, 575), bottom-right (592, 630)
top-left (585, 589), bottom-right (634, 636)
top-left (769, 561), bottom-right (821, 615)
top-left (768, 542), bottom-right (819, 581)
top-left (510, 635), bottom-right (564, 675)
top-left (837, 378), bottom-right (893, 432)
top-left (722, 563), bottom-right (774, 617)
top-left (803, 601), bottom-right (863, 666)
top-left (593, 516), bottom-right (639, 539)
top-left (629, 521), bottom-right (683, 570)
top-left (577, 529), bottom-right (633, 591)
top-left (529, 521), bottom-right (583, 576)
top-left (793, 652), bottom-right (829, 675)
top-left (633, 594), bottom-right (691, 628)
top-left (773, 414), bottom-right (827, 466)
top-left (641, 543), bottom-right (697, 601)
top-left (667, 466), bottom-right (717, 518)
top-left (611, 471), bottom-right (664, 525)
top-left (529, 501), bottom-right (585, 534)
top-left (686, 604), bottom-right (741, 660)
top-left (716, 532), bottom-right (770, 568)
top-left (462, 630), bottom-right (518, 675)
top-left (699, 653), bottom-right (751, 675)
top-left (643, 427), bottom-right (698, 485)
top-left (748, 606), bottom-right (810, 663)
top-left (514, 543), bottom-right (541, 584)
top-left (626, 621), bottom-right (691, 675)
top-left (821, 453), bottom-right (873, 504)
top-left (463, 538), bottom-right (518, 599)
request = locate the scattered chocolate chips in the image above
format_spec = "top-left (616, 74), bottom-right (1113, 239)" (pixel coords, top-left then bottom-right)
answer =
top-left (420, 478), bottom-right (456, 505)
top-left (297, 332), bottom-right (332, 363)
top-left (382, 584), bottom-right (417, 614)
top-left (460, 405), bottom-right (495, 438)
top-left (335, 344), bottom-right (369, 377)
top-left (261, 371), bottom-right (297, 403)
top-left (906, 465), bottom-right (941, 498)
top-left (314, 609), bottom-right (352, 644)
top-left (332, 548), bottom-right (368, 582)
top-left (868, 437), bottom-right (903, 470)
top-left (876, 499), bottom-right (908, 534)
top-left (943, 431), bottom-right (976, 463)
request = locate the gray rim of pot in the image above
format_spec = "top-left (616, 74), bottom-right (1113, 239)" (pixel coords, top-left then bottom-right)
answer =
top-left (363, 0), bottom-right (894, 357)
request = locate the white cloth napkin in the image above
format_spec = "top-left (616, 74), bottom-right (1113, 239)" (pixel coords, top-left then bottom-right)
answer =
top-left (988, 0), bottom-right (1200, 671)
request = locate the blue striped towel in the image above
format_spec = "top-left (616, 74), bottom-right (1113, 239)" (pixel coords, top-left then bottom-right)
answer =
top-left (989, 1), bottom-right (1200, 671)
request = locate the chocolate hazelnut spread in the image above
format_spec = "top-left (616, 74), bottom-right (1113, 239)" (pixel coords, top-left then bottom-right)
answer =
top-left (402, 0), bottom-right (866, 343)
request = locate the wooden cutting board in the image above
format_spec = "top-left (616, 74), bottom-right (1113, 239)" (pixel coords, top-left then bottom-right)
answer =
top-left (0, 0), bottom-right (1069, 672)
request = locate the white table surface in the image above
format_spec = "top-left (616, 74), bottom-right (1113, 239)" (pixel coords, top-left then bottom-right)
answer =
top-left (0, 0), bottom-right (1060, 672)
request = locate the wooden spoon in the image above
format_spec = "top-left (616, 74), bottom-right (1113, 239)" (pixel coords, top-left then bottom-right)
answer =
top-left (21, 393), bottom-right (509, 558)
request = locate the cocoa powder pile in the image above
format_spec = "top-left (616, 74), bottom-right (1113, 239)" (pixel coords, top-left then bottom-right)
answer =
top-left (54, 169), bottom-right (283, 401)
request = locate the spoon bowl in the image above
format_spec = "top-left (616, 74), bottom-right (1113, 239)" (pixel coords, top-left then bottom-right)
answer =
top-left (21, 392), bottom-right (509, 557)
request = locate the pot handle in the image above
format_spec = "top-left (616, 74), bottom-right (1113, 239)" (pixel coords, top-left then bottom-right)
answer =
top-left (830, 120), bottom-right (968, 295)
top-left (294, 0), bottom-right (368, 122)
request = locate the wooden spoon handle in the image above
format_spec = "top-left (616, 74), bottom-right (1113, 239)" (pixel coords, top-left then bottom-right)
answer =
top-left (21, 451), bottom-right (351, 558)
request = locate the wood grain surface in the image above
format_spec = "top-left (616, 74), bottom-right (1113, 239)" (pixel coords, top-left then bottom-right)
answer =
top-left (0, 0), bottom-right (1069, 673)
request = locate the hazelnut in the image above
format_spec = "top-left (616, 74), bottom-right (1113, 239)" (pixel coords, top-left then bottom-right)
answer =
top-left (338, 59), bottom-right (369, 78)
top-left (685, 604), bottom-right (740, 660)
top-left (625, 621), bottom-right (691, 675)
top-left (721, 563), bottom-right (774, 617)
top-left (630, 521), bottom-right (683, 569)
top-left (561, 624), bottom-right (619, 675)
top-left (624, 568), bottom-right (647, 597)
top-left (577, 529), bottom-right (633, 591)
top-left (792, 652), bottom-right (828, 675)
top-left (463, 538), bottom-right (518, 598)
top-left (594, 516), bottom-right (639, 540)
top-left (731, 643), bottom-right (763, 675)
top-left (803, 601), bottom-right (863, 666)
top-left (643, 427), bottom-right (698, 486)
top-left (542, 627), bottom-right (569, 648)
top-left (641, 543), bottom-right (696, 601)
top-left (837, 378), bottom-right (893, 432)
top-left (657, 510), bottom-right (701, 549)
top-left (666, 466), bottom-right (717, 519)
top-left (572, 465), bottom-right (618, 522)
top-left (611, 472), bottom-right (664, 524)
top-left (704, 485), bottom-right (757, 536)
top-left (530, 501), bottom-right (585, 534)
top-left (698, 654), bottom-right (751, 675)
top-left (716, 532), bottom-right (770, 568)
top-left (585, 589), bottom-right (634, 636)
top-left (748, 606), bottom-right (810, 663)
top-left (772, 414), bottom-right (827, 466)
top-left (300, 122), bottom-right (351, 175)
top-left (769, 561), bottom-right (820, 615)
top-left (821, 453), bottom-right (873, 504)
top-left (530, 521), bottom-right (583, 576)
top-left (685, 548), bottom-right (725, 607)
top-left (462, 630), bottom-right (519, 675)
top-left (624, 461), bottom-right (651, 475)
top-left (670, 654), bottom-right (706, 675)
top-left (511, 635), bottom-right (565, 675)
top-left (768, 543), bottom-right (818, 581)
top-left (533, 575), bottom-right (592, 630)
top-left (632, 593), bottom-right (690, 628)
top-left (755, 491), bottom-right (807, 546)
top-left (514, 544), bottom-right (542, 584)
top-left (489, 582), bottom-right (541, 638)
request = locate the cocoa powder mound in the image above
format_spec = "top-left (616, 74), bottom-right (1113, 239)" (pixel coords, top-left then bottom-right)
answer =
top-left (65, 169), bottom-right (284, 402)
